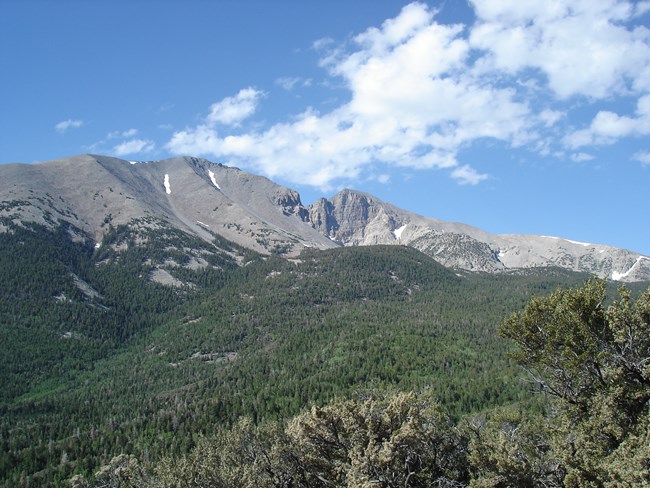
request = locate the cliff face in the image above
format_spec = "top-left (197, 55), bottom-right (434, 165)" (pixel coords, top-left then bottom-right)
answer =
top-left (308, 198), bottom-right (338, 239)
top-left (307, 189), bottom-right (413, 246)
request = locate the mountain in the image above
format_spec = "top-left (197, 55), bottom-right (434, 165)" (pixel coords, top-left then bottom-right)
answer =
top-left (1, 154), bottom-right (648, 281)
top-left (0, 154), bottom-right (333, 255)
top-left (309, 189), bottom-right (650, 281)
top-left (2, 154), bottom-right (649, 486)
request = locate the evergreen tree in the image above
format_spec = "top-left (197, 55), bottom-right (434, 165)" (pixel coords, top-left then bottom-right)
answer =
top-left (498, 278), bottom-right (650, 486)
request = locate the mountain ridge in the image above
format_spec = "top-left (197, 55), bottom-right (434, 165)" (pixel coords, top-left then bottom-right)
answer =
top-left (1, 154), bottom-right (648, 282)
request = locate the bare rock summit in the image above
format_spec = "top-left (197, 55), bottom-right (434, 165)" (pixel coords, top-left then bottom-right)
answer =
top-left (1, 154), bottom-right (647, 282)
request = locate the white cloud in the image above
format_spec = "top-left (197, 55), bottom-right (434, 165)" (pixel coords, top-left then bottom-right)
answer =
top-left (107, 128), bottom-right (139, 139)
top-left (113, 139), bottom-right (155, 156)
top-left (275, 77), bottom-right (311, 91)
top-left (451, 165), bottom-right (489, 185)
top-left (276, 77), bottom-right (300, 91)
top-left (166, 1), bottom-right (650, 190)
top-left (633, 150), bottom-right (650, 166)
top-left (167, 3), bottom-right (531, 189)
top-left (206, 87), bottom-right (264, 126)
top-left (55, 119), bottom-right (83, 133)
top-left (313, 37), bottom-right (334, 50)
top-left (85, 128), bottom-right (150, 155)
top-left (469, 0), bottom-right (650, 99)
top-left (592, 111), bottom-right (638, 137)
top-left (376, 174), bottom-right (391, 184)
top-left (570, 152), bottom-right (595, 162)
top-left (565, 95), bottom-right (650, 147)
top-left (539, 109), bottom-right (565, 127)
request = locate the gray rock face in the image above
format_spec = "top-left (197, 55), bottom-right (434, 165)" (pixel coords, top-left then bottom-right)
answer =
top-left (310, 190), bottom-right (399, 245)
top-left (1, 155), bottom-right (648, 281)
top-left (409, 232), bottom-right (504, 272)
top-left (308, 198), bottom-right (337, 239)
top-left (0, 154), bottom-right (335, 256)
top-left (494, 235), bottom-right (650, 282)
top-left (306, 189), bottom-right (649, 282)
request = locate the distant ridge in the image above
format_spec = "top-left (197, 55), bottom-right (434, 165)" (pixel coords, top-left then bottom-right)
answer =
top-left (1, 154), bottom-right (648, 282)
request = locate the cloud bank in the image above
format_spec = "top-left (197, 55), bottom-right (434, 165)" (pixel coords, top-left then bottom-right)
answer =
top-left (166, 0), bottom-right (650, 188)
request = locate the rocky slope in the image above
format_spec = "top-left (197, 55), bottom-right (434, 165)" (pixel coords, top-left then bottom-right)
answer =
top-left (0, 154), bottom-right (335, 256)
top-left (308, 189), bottom-right (650, 282)
top-left (1, 154), bottom-right (648, 282)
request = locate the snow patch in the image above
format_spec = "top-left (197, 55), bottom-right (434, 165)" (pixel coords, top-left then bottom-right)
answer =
top-left (164, 174), bottom-right (171, 194)
top-left (208, 170), bottom-right (221, 190)
top-left (129, 161), bottom-right (139, 165)
top-left (612, 256), bottom-right (649, 281)
top-left (94, 242), bottom-right (101, 250)
top-left (566, 239), bottom-right (592, 247)
top-left (196, 220), bottom-right (210, 228)
top-left (541, 235), bottom-right (591, 247)
top-left (393, 224), bottom-right (407, 240)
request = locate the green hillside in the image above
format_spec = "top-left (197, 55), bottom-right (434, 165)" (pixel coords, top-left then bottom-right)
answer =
top-left (1, 222), bottom-right (642, 486)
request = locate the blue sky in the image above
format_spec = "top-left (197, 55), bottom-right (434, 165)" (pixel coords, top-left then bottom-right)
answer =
top-left (1, 0), bottom-right (649, 255)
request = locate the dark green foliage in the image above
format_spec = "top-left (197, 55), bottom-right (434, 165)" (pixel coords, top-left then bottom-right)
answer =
top-left (0, 221), bottom-right (243, 486)
top-left (1, 220), bottom-right (634, 487)
top-left (497, 278), bottom-right (650, 486)
top-left (0, 221), bottom-right (187, 404)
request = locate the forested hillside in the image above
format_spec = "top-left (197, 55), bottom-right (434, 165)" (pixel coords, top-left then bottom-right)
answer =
top-left (1, 221), bottom-right (646, 486)
top-left (69, 280), bottom-right (650, 487)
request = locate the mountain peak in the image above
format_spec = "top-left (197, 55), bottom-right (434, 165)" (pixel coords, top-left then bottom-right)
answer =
top-left (1, 154), bottom-right (648, 281)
